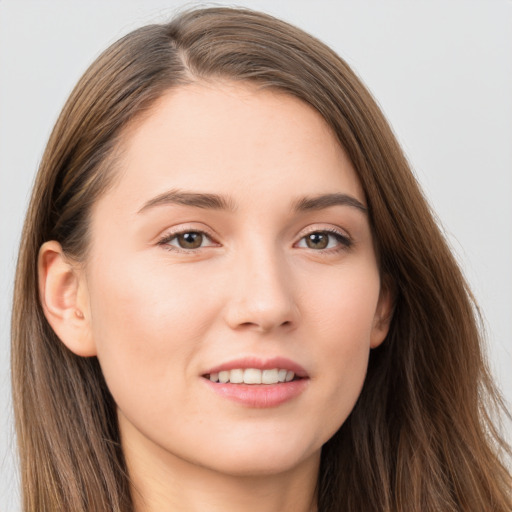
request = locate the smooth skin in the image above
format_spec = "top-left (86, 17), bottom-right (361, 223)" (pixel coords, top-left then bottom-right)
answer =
top-left (39, 82), bottom-right (393, 512)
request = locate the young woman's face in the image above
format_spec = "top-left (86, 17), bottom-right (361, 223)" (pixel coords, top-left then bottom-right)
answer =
top-left (82, 82), bottom-right (391, 477)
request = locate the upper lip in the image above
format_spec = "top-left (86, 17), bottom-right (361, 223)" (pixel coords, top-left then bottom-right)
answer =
top-left (203, 356), bottom-right (309, 378)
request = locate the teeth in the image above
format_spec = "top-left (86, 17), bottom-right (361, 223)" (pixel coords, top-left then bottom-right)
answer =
top-left (244, 368), bottom-right (262, 384)
top-left (208, 368), bottom-right (296, 384)
top-left (229, 369), bottom-right (244, 383)
top-left (262, 369), bottom-right (278, 384)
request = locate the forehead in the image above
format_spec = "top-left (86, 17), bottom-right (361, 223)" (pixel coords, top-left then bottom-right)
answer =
top-left (95, 81), bottom-right (364, 216)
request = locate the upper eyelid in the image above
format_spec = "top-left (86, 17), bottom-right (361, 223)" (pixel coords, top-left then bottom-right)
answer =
top-left (159, 226), bottom-right (351, 238)
top-left (295, 230), bottom-right (351, 245)
top-left (159, 232), bottom-right (216, 244)
top-left (295, 224), bottom-right (351, 240)
top-left (158, 224), bottom-right (218, 240)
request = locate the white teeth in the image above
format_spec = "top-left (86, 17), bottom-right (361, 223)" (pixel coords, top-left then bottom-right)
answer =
top-left (262, 369), bottom-right (279, 384)
top-left (243, 368), bottom-right (262, 384)
top-left (229, 368), bottom-right (244, 383)
top-left (207, 368), bottom-right (297, 384)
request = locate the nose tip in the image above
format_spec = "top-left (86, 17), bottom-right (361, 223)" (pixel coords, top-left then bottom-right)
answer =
top-left (226, 307), bottom-right (297, 335)
top-left (229, 305), bottom-right (295, 333)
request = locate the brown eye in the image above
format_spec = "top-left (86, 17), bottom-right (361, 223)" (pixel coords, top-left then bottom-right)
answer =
top-left (159, 229), bottom-right (218, 252)
top-left (176, 232), bottom-right (204, 249)
top-left (305, 232), bottom-right (329, 249)
top-left (296, 230), bottom-right (351, 251)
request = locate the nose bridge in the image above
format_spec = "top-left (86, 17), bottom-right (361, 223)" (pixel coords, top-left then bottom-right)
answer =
top-left (225, 234), bottom-right (297, 332)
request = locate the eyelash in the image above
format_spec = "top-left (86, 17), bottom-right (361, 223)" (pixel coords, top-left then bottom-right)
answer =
top-left (157, 228), bottom-right (219, 253)
top-left (296, 228), bottom-right (352, 252)
top-left (157, 228), bottom-right (352, 253)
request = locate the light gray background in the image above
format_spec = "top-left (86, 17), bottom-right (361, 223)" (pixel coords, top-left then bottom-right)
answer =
top-left (1, 1), bottom-right (511, 509)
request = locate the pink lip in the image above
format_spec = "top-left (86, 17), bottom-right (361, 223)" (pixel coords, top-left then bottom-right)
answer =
top-left (203, 356), bottom-right (309, 378)
top-left (203, 379), bottom-right (309, 408)
top-left (202, 356), bottom-right (310, 408)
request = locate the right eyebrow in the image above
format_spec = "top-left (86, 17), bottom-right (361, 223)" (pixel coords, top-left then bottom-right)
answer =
top-left (292, 193), bottom-right (367, 214)
top-left (137, 189), bottom-right (237, 214)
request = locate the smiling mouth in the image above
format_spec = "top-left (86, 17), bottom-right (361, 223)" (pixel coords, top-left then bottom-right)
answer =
top-left (204, 368), bottom-right (302, 385)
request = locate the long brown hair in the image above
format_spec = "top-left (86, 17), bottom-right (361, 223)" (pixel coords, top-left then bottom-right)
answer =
top-left (12, 7), bottom-right (511, 511)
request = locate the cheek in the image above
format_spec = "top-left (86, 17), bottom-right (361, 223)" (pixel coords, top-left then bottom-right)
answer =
top-left (304, 257), bottom-right (381, 342)
top-left (85, 255), bottom-right (218, 406)
top-left (303, 261), bottom-right (381, 427)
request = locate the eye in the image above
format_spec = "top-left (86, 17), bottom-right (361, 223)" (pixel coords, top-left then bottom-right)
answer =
top-left (296, 230), bottom-right (351, 251)
top-left (159, 230), bottom-right (217, 251)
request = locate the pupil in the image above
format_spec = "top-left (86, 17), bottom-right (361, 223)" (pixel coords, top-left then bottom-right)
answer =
top-left (178, 232), bottom-right (202, 248)
top-left (307, 233), bottom-right (328, 249)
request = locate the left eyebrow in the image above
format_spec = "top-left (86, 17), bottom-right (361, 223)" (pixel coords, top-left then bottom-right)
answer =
top-left (292, 193), bottom-right (367, 214)
top-left (137, 189), bottom-right (236, 214)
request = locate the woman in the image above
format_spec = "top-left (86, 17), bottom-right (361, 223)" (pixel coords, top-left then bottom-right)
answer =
top-left (11, 7), bottom-right (511, 511)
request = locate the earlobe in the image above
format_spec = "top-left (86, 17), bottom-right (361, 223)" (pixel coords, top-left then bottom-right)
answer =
top-left (38, 241), bottom-right (96, 357)
top-left (370, 276), bottom-right (395, 349)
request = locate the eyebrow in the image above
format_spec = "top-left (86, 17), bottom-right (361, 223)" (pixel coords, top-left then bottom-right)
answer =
top-left (292, 193), bottom-right (367, 213)
top-left (137, 189), bottom-right (237, 214)
top-left (137, 189), bottom-right (367, 215)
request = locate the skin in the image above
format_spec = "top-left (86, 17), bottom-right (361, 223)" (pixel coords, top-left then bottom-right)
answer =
top-left (39, 82), bottom-right (392, 512)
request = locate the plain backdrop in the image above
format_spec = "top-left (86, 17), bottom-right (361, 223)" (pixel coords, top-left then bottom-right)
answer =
top-left (1, 1), bottom-right (511, 509)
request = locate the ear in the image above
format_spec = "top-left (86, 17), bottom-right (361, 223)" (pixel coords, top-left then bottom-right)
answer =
top-left (38, 240), bottom-right (96, 357)
top-left (370, 275), bottom-right (395, 349)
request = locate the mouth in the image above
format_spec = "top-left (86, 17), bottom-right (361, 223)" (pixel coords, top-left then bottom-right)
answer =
top-left (203, 367), bottom-right (304, 385)
top-left (200, 357), bottom-right (309, 407)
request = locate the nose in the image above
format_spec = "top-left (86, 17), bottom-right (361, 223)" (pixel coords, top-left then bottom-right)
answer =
top-left (223, 245), bottom-right (299, 334)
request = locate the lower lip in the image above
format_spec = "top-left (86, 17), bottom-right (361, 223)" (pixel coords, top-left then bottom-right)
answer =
top-left (203, 378), bottom-right (309, 408)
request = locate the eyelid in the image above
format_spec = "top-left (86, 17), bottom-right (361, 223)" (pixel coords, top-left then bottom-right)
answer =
top-left (156, 224), bottom-right (220, 251)
top-left (294, 225), bottom-right (352, 250)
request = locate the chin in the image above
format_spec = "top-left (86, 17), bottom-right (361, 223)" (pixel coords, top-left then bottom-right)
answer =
top-left (193, 430), bottom-right (322, 477)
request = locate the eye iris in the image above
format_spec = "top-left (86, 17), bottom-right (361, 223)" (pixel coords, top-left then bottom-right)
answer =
top-left (177, 232), bottom-right (203, 249)
top-left (306, 232), bottom-right (329, 249)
